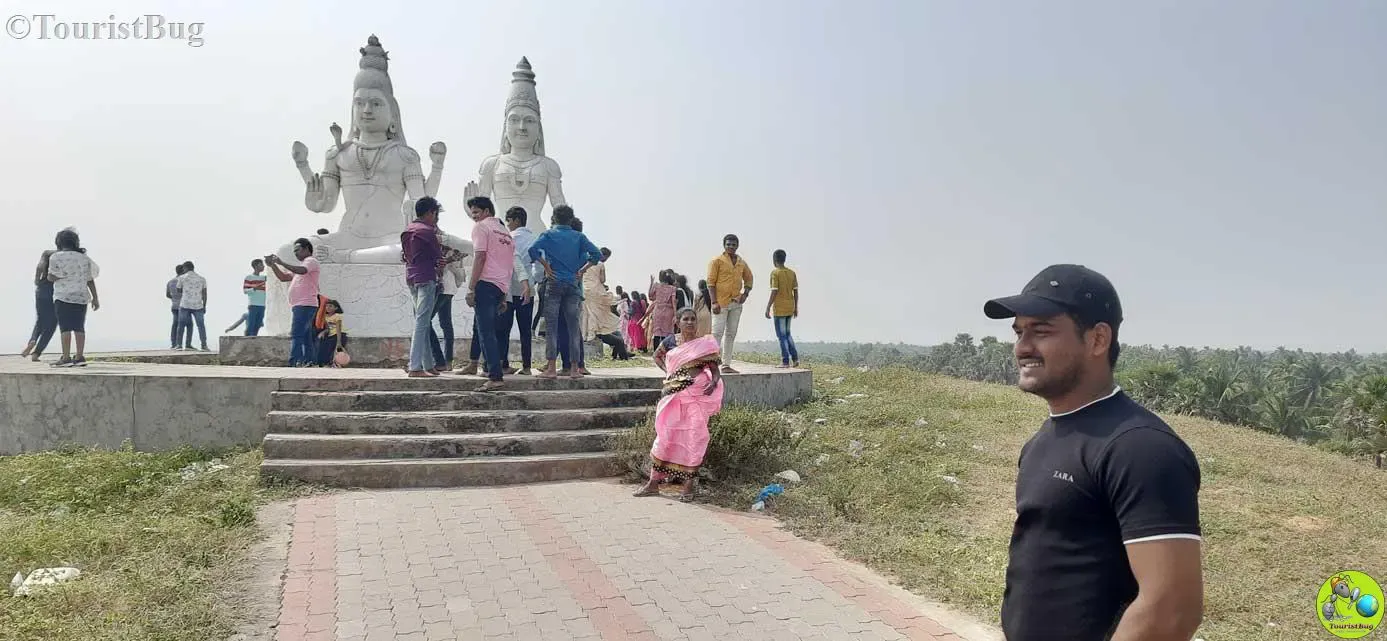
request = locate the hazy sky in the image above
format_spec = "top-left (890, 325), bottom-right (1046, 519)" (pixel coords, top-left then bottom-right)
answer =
top-left (2, 0), bottom-right (1383, 353)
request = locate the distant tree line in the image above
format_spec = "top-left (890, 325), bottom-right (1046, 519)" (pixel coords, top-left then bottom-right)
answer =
top-left (798, 336), bottom-right (1387, 457)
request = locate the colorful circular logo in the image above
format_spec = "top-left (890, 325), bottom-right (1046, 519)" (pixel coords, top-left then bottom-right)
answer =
top-left (1317, 570), bottom-right (1384, 638)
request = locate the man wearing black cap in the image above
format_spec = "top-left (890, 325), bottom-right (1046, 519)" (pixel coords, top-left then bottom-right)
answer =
top-left (984, 264), bottom-right (1204, 641)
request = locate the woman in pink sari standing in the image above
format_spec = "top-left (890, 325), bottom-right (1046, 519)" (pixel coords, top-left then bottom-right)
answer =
top-left (647, 271), bottom-right (678, 347)
top-left (634, 307), bottom-right (725, 501)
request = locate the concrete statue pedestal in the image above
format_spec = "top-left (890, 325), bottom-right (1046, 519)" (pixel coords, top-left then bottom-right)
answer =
top-left (263, 263), bottom-right (475, 338)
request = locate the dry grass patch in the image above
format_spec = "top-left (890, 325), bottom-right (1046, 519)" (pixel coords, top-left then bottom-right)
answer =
top-left (0, 445), bottom-right (308, 641)
top-left (626, 360), bottom-right (1387, 640)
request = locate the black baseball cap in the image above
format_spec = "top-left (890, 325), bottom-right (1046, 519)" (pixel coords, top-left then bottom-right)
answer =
top-left (984, 264), bottom-right (1123, 327)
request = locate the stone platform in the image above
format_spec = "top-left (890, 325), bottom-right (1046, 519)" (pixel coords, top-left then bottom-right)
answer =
top-left (0, 358), bottom-right (812, 458)
top-left (220, 335), bottom-right (604, 368)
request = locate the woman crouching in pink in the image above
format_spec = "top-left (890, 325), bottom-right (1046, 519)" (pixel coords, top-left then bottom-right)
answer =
top-left (634, 307), bottom-right (725, 501)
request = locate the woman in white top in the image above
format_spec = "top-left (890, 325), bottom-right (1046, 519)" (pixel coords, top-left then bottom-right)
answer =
top-left (45, 228), bottom-right (100, 367)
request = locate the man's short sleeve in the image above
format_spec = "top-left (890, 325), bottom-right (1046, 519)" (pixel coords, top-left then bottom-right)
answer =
top-left (770, 270), bottom-right (781, 292)
top-left (471, 224), bottom-right (489, 255)
top-left (303, 257), bottom-right (320, 274)
top-left (1097, 427), bottom-right (1202, 544)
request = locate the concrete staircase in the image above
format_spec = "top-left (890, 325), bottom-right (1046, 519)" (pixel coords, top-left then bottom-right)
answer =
top-left (259, 376), bottom-right (660, 488)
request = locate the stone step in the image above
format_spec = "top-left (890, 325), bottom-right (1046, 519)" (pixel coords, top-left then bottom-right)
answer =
top-left (259, 452), bottom-right (623, 488)
top-left (266, 407), bottom-right (651, 435)
top-left (270, 388), bottom-right (662, 412)
top-left (276, 375), bottom-right (661, 393)
top-left (262, 429), bottom-right (626, 460)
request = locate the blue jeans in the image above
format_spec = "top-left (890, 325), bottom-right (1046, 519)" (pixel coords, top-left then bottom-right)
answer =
top-left (774, 315), bottom-right (799, 364)
top-left (499, 295), bottom-right (533, 370)
top-left (429, 293), bottom-right (454, 368)
top-left (473, 281), bottom-right (506, 381)
top-left (289, 305), bottom-right (318, 366)
top-left (179, 308), bottom-right (207, 348)
top-left (542, 280), bottom-right (583, 366)
top-left (409, 283), bottom-right (439, 372)
top-left (246, 305), bottom-right (266, 336)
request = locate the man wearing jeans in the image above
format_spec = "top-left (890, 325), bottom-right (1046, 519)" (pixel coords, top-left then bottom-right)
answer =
top-left (528, 205), bottom-right (601, 381)
top-left (502, 206), bottom-right (537, 375)
top-left (177, 261), bottom-right (210, 351)
top-left (167, 264), bottom-right (186, 349)
top-left (707, 233), bottom-right (753, 374)
top-left (243, 259), bottom-right (268, 336)
top-left (765, 249), bottom-right (800, 368)
top-left (403, 197), bottom-right (445, 378)
top-left (463, 195), bottom-right (515, 391)
top-left (264, 239), bottom-right (320, 367)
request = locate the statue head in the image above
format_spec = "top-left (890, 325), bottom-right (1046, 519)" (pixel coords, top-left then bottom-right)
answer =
top-left (350, 35), bottom-right (405, 144)
top-left (500, 57), bottom-right (545, 156)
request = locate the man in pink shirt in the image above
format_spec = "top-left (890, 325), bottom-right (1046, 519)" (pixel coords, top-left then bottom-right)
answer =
top-left (264, 238), bottom-right (321, 367)
top-left (464, 195), bottom-right (515, 391)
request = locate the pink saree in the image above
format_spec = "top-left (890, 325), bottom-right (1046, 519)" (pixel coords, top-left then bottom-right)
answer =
top-left (649, 334), bottom-right (725, 482)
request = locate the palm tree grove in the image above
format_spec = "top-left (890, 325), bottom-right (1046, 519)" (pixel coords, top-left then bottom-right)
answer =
top-left (813, 336), bottom-right (1387, 459)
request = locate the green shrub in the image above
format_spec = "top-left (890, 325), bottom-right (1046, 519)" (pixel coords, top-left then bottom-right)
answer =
top-left (611, 403), bottom-right (805, 486)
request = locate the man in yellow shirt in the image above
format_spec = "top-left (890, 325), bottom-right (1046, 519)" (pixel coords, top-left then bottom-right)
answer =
top-left (765, 249), bottom-right (799, 368)
top-left (707, 233), bottom-right (752, 373)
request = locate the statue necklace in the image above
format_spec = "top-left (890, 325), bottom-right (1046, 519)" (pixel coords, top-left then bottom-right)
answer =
top-left (355, 144), bottom-right (386, 180)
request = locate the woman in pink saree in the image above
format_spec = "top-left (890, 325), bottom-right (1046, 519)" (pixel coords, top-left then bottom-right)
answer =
top-left (647, 271), bottom-right (678, 347)
top-left (634, 307), bottom-right (724, 501)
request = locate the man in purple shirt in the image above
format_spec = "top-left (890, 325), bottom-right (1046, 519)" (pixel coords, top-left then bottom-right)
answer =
top-left (402, 197), bottom-right (445, 377)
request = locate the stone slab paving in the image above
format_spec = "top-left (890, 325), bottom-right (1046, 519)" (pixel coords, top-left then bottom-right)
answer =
top-left (273, 480), bottom-right (1000, 641)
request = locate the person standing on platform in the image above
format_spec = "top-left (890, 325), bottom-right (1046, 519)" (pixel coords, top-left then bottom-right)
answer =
top-left (461, 195), bottom-right (515, 391)
top-left (528, 205), bottom-right (600, 380)
top-left (765, 249), bottom-right (800, 368)
top-left (167, 264), bottom-right (189, 349)
top-left (176, 261), bottom-right (209, 351)
top-left (243, 259), bottom-right (268, 336)
top-left (402, 197), bottom-right (446, 378)
top-left (19, 249), bottom-right (57, 361)
top-left (264, 238), bottom-right (320, 367)
top-left (707, 234), bottom-right (752, 374)
top-left (502, 206), bottom-right (538, 375)
top-left (45, 228), bottom-right (100, 367)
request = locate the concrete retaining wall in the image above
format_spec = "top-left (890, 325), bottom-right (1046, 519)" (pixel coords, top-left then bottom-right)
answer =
top-left (0, 366), bottom-right (811, 456)
top-left (0, 372), bottom-right (275, 455)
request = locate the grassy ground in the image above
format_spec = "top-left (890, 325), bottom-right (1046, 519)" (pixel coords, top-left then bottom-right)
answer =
top-left (0, 445), bottom-right (307, 641)
top-left (619, 359), bottom-right (1387, 640)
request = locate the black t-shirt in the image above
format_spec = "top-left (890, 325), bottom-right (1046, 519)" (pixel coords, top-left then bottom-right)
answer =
top-left (1000, 389), bottom-right (1201, 641)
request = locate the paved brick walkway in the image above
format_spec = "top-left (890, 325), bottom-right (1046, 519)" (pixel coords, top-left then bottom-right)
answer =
top-left (273, 480), bottom-right (998, 641)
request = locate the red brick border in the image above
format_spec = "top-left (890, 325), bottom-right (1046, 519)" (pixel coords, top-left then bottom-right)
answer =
top-left (716, 510), bottom-right (966, 641)
top-left (501, 487), bottom-right (659, 641)
top-left (277, 495), bottom-right (339, 641)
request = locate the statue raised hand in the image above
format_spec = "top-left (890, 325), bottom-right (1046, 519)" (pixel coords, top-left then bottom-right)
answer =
top-left (463, 180), bottom-right (481, 202)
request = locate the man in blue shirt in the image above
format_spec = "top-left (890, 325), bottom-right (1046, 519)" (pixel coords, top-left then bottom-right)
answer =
top-left (528, 205), bottom-right (600, 380)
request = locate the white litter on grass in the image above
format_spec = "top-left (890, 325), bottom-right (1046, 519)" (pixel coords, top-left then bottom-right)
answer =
top-left (179, 459), bottom-right (230, 481)
top-left (940, 475), bottom-right (960, 485)
top-left (845, 394), bottom-right (867, 400)
top-left (814, 418), bottom-right (828, 425)
top-left (813, 454), bottom-right (831, 466)
top-left (830, 377), bottom-right (845, 385)
top-left (775, 470), bottom-right (802, 483)
top-left (856, 366), bottom-right (871, 372)
top-left (848, 440), bottom-right (865, 458)
top-left (10, 567), bottom-right (81, 597)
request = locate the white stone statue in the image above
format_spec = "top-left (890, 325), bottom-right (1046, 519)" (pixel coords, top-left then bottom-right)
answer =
top-left (463, 57), bottom-right (567, 235)
top-left (284, 34), bottom-right (457, 264)
top-left (261, 34), bottom-right (474, 338)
